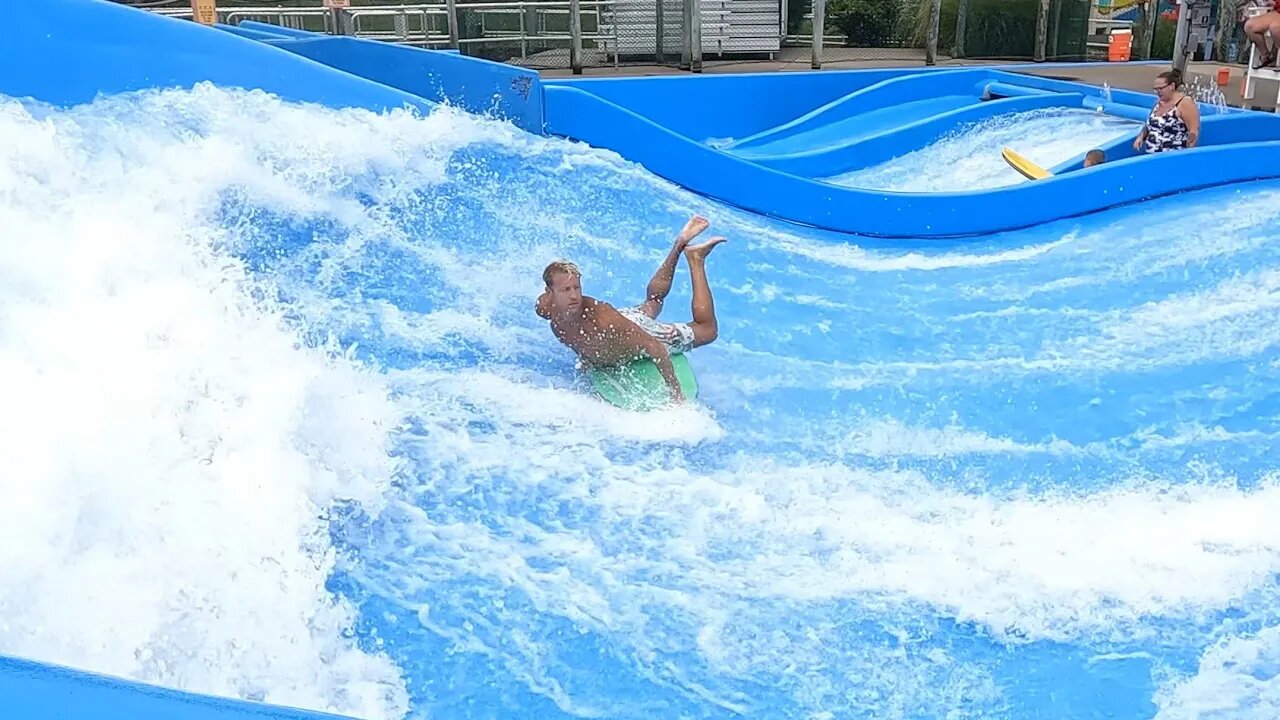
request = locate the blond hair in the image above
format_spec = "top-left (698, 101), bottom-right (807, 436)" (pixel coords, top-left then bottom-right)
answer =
top-left (542, 260), bottom-right (581, 286)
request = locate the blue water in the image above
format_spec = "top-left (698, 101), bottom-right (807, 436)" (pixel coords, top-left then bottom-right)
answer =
top-left (4, 84), bottom-right (1280, 720)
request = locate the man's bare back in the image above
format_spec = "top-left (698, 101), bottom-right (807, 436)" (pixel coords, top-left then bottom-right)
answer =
top-left (536, 215), bottom-right (726, 404)
top-left (547, 298), bottom-right (657, 368)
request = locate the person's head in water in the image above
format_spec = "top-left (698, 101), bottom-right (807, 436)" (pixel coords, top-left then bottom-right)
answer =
top-left (1084, 149), bottom-right (1106, 167)
top-left (1154, 69), bottom-right (1183, 101)
top-left (542, 260), bottom-right (584, 315)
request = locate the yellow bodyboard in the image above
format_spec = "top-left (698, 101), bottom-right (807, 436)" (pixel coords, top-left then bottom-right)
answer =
top-left (1001, 146), bottom-right (1052, 181)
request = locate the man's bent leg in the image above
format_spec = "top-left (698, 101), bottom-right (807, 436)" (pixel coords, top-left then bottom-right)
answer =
top-left (683, 236), bottom-right (726, 347)
top-left (1267, 16), bottom-right (1280, 65)
top-left (1246, 15), bottom-right (1274, 66)
top-left (640, 215), bottom-right (709, 318)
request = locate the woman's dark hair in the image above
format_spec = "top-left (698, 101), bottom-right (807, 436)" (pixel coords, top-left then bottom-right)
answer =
top-left (1157, 69), bottom-right (1183, 88)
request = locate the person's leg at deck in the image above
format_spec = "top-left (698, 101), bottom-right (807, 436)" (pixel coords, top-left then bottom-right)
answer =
top-left (1246, 11), bottom-right (1278, 67)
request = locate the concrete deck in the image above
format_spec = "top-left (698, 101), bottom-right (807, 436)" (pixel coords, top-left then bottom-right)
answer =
top-left (1017, 61), bottom-right (1278, 110)
top-left (540, 51), bottom-right (1279, 111)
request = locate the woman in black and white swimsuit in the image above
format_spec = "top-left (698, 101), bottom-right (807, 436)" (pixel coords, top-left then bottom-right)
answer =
top-left (1133, 69), bottom-right (1201, 154)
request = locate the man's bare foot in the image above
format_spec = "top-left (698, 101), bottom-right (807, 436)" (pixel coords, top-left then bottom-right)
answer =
top-left (684, 236), bottom-right (726, 262)
top-left (676, 215), bottom-right (710, 249)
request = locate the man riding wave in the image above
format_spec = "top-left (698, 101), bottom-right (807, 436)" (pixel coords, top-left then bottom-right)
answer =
top-left (536, 215), bottom-right (726, 403)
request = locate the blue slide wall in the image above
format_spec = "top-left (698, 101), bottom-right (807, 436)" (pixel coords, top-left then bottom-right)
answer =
top-left (545, 80), bottom-right (1280, 237)
top-left (245, 30), bottom-right (543, 133)
top-left (542, 68), bottom-right (1280, 237)
top-left (535, 63), bottom-right (1168, 145)
top-left (728, 68), bottom-right (991, 152)
top-left (0, 655), bottom-right (353, 720)
top-left (545, 68), bottom-right (958, 142)
top-left (744, 93), bottom-right (1084, 177)
top-left (2, 0), bottom-right (434, 115)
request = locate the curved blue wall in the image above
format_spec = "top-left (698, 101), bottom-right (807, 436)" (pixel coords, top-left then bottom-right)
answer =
top-left (540, 63), bottom-right (1170, 145)
top-left (251, 33), bottom-right (543, 133)
top-left (544, 69), bottom-right (1280, 238)
top-left (748, 93), bottom-right (1083, 178)
top-left (545, 82), bottom-right (1280, 238)
top-left (1048, 111), bottom-right (1280, 172)
top-left (0, 654), bottom-right (353, 720)
top-left (0, 0), bottom-right (433, 115)
top-left (729, 69), bottom-right (980, 151)
top-left (543, 69), bottom-right (942, 142)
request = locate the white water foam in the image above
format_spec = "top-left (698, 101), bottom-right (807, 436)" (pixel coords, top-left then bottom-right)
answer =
top-left (13, 79), bottom-right (1280, 720)
top-left (0, 85), bottom-right (504, 718)
top-left (575, 462), bottom-right (1280, 643)
top-left (837, 418), bottom-right (1085, 457)
top-left (359, 428), bottom-right (1280, 719)
top-left (1155, 622), bottom-right (1280, 719)
top-left (771, 233), bottom-right (1076, 272)
top-left (1046, 267), bottom-right (1280, 371)
top-left (828, 107), bottom-right (1138, 192)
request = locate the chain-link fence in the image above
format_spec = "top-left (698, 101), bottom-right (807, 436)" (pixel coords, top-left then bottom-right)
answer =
top-left (151, 0), bottom-right (699, 70)
top-left (782, 0), bottom-right (1118, 66)
top-left (784, 0), bottom-right (930, 63)
top-left (148, 0), bottom-right (790, 71)
top-left (143, 0), bottom-right (1230, 71)
top-left (153, 2), bottom-right (620, 69)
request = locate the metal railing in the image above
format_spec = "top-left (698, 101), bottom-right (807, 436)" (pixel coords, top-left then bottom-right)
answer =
top-left (793, 0), bottom-right (941, 68)
top-left (348, 5), bottom-right (451, 44)
top-left (152, 2), bottom-right (623, 70)
top-left (151, 0), bottom-right (1152, 71)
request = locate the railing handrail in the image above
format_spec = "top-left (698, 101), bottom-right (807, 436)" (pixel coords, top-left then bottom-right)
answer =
top-left (157, 1), bottom-right (614, 11)
top-left (148, 1), bottom-right (620, 73)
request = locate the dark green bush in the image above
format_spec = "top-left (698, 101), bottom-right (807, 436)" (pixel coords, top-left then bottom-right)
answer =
top-left (943, 0), bottom-right (1042, 57)
top-left (1150, 17), bottom-right (1177, 59)
top-left (827, 0), bottom-right (904, 47)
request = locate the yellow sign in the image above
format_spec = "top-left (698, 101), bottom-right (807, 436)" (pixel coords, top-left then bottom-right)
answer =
top-left (190, 0), bottom-right (216, 25)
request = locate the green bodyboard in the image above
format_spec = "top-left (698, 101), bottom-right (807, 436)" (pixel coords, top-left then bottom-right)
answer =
top-left (586, 353), bottom-right (698, 411)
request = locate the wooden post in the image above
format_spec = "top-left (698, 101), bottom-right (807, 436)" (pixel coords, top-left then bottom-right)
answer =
top-left (690, 0), bottom-right (702, 71)
top-left (1049, 0), bottom-right (1062, 59)
top-left (926, 0), bottom-right (941, 65)
top-left (1034, 0), bottom-right (1050, 61)
top-left (682, 0), bottom-right (703, 71)
top-left (811, 0), bottom-right (826, 69)
top-left (190, 0), bottom-right (216, 25)
top-left (656, 0), bottom-right (666, 64)
top-left (446, 0), bottom-right (460, 49)
top-left (569, 0), bottom-right (583, 74)
top-left (324, 0), bottom-right (350, 35)
top-left (681, 0), bottom-right (691, 68)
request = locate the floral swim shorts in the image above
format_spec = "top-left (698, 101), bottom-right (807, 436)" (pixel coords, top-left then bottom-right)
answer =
top-left (616, 305), bottom-right (696, 354)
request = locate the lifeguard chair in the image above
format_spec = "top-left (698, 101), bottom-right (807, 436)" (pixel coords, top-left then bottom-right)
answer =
top-left (1242, 5), bottom-right (1280, 110)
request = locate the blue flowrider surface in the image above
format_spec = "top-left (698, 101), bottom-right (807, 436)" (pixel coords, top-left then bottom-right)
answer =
top-left (3, 3), bottom-right (1280, 720)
